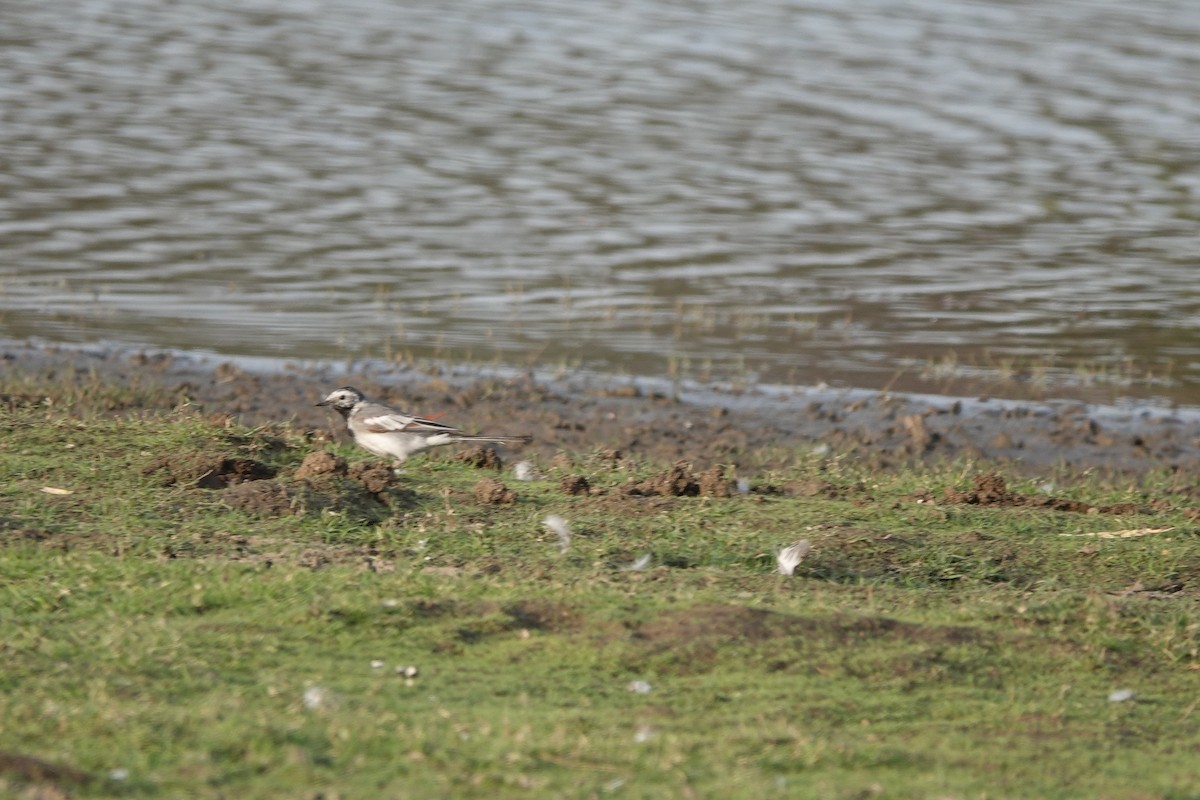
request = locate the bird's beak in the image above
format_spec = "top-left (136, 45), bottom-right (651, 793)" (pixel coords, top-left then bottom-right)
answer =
top-left (315, 399), bottom-right (329, 407)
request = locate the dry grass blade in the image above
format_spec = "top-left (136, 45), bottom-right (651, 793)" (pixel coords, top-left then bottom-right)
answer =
top-left (1059, 527), bottom-right (1174, 539)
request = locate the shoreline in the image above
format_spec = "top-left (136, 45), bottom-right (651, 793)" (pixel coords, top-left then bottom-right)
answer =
top-left (4, 338), bottom-right (1198, 476)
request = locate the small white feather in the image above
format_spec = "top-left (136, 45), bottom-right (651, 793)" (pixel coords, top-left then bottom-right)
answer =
top-left (302, 685), bottom-right (329, 710)
top-left (776, 540), bottom-right (811, 576)
top-left (623, 553), bottom-right (652, 571)
top-left (543, 514), bottom-right (572, 553)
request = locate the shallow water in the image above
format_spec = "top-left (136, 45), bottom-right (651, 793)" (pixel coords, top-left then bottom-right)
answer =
top-left (1, 0), bottom-right (1198, 404)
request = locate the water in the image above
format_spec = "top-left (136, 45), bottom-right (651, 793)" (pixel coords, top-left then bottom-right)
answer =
top-left (1, 0), bottom-right (1198, 404)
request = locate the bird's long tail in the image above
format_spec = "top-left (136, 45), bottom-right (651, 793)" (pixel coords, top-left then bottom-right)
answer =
top-left (456, 434), bottom-right (532, 445)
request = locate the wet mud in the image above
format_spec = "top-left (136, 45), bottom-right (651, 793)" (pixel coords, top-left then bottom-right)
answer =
top-left (4, 340), bottom-right (1200, 477)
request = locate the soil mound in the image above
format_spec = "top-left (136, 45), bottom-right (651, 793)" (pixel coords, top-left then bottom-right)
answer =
top-left (944, 472), bottom-right (1147, 515)
top-left (474, 477), bottom-right (516, 505)
top-left (624, 461), bottom-right (731, 498)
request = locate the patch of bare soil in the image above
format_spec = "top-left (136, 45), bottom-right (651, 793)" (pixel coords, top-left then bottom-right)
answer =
top-left (0, 518), bottom-right (54, 545)
top-left (624, 461), bottom-right (731, 497)
top-left (199, 533), bottom-right (408, 572)
top-left (142, 447), bottom-right (409, 521)
top-left (219, 481), bottom-right (300, 517)
top-left (143, 453), bottom-right (275, 488)
top-left (779, 479), bottom-right (870, 501)
top-left (219, 469), bottom-right (412, 520)
top-left (421, 598), bottom-right (587, 653)
top-left (8, 340), bottom-right (1200, 476)
top-left (800, 528), bottom-right (1035, 587)
top-left (0, 751), bottom-right (94, 788)
top-left (0, 517), bottom-right (118, 553)
top-left (502, 599), bottom-right (583, 633)
top-left (944, 471), bottom-right (1147, 515)
top-left (631, 603), bottom-right (983, 674)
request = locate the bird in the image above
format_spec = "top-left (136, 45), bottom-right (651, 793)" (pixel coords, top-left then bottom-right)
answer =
top-left (315, 386), bottom-right (532, 465)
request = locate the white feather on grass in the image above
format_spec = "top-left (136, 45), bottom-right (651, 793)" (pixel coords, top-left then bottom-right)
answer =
top-left (776, 540), bottom-right (811, 576)
top-left (513, 460), bottom-right (537, 481)
top-left (303, 685), bottom-right (330, 710)
top-left (543, 514), bottom-right (572, 553)
top-left (623, 553), bottom-right (652, 571)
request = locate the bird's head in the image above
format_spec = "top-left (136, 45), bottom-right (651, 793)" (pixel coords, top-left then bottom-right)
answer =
top-left (316, 386), bottom-right (365, 411)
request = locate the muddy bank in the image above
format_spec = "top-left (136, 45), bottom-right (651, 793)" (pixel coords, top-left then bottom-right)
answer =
top-left (3, 340), bottom-right (1199, 476)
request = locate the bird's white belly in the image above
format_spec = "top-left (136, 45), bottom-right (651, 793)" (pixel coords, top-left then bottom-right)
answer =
top-left (354, 430), bottom-right (455, 462)
top-left (353, 430), bottom-right (404, 460)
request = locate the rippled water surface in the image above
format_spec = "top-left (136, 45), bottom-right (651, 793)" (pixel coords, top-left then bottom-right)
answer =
top-left (2, 0), bottom-right (1199, 403)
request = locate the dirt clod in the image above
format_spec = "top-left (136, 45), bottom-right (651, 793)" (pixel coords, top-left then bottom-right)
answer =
top-left (902, 413), bottom-right (935, 451)
top-left (457, 446), bottom-right (503, 470)
top-left (347, 461), bottom-right (395, 494)
top-left (945, 472), bottom-right (1017, 505)
top-left (991, 431), bottom-right (1016, 449)
top-left (789, 479), bottom-right (836, 498)
top-left (593, 448), bottom-right (624, 465)
top-left (560, 475), bottom-right (591, 496)
top-left (627, 461), bottom-right (699, 497)
top-left (941, 471), bottom-right (1149, 516)
top-left (474, 477), bottom-right (516, 505)
top-left (295, 451), bottom-right (347, 479)
top-left (697, 466), bottom-right (732, 497)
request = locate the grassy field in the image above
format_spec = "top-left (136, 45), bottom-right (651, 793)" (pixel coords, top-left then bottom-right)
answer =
top-left (1, 377), bottom-right (1198, 799)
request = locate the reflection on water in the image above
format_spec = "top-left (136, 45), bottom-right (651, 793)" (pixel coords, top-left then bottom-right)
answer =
top-left (1, 0), bottom-right (1198, 404)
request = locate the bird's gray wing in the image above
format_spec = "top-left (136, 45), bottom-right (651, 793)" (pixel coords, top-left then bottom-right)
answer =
top-left (357, 403), bottom-right (462, 434)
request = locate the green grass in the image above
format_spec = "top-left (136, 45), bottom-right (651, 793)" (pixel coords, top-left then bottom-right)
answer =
top-left (1, 381), bottom-right (1199, 799)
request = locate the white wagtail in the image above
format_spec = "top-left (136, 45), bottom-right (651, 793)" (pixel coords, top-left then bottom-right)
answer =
top-left (316, 386), bottom-right (532, 464)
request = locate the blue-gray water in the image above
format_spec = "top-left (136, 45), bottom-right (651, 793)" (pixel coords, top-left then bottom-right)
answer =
top-left (2, 0), bottom-right (1198, 404)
